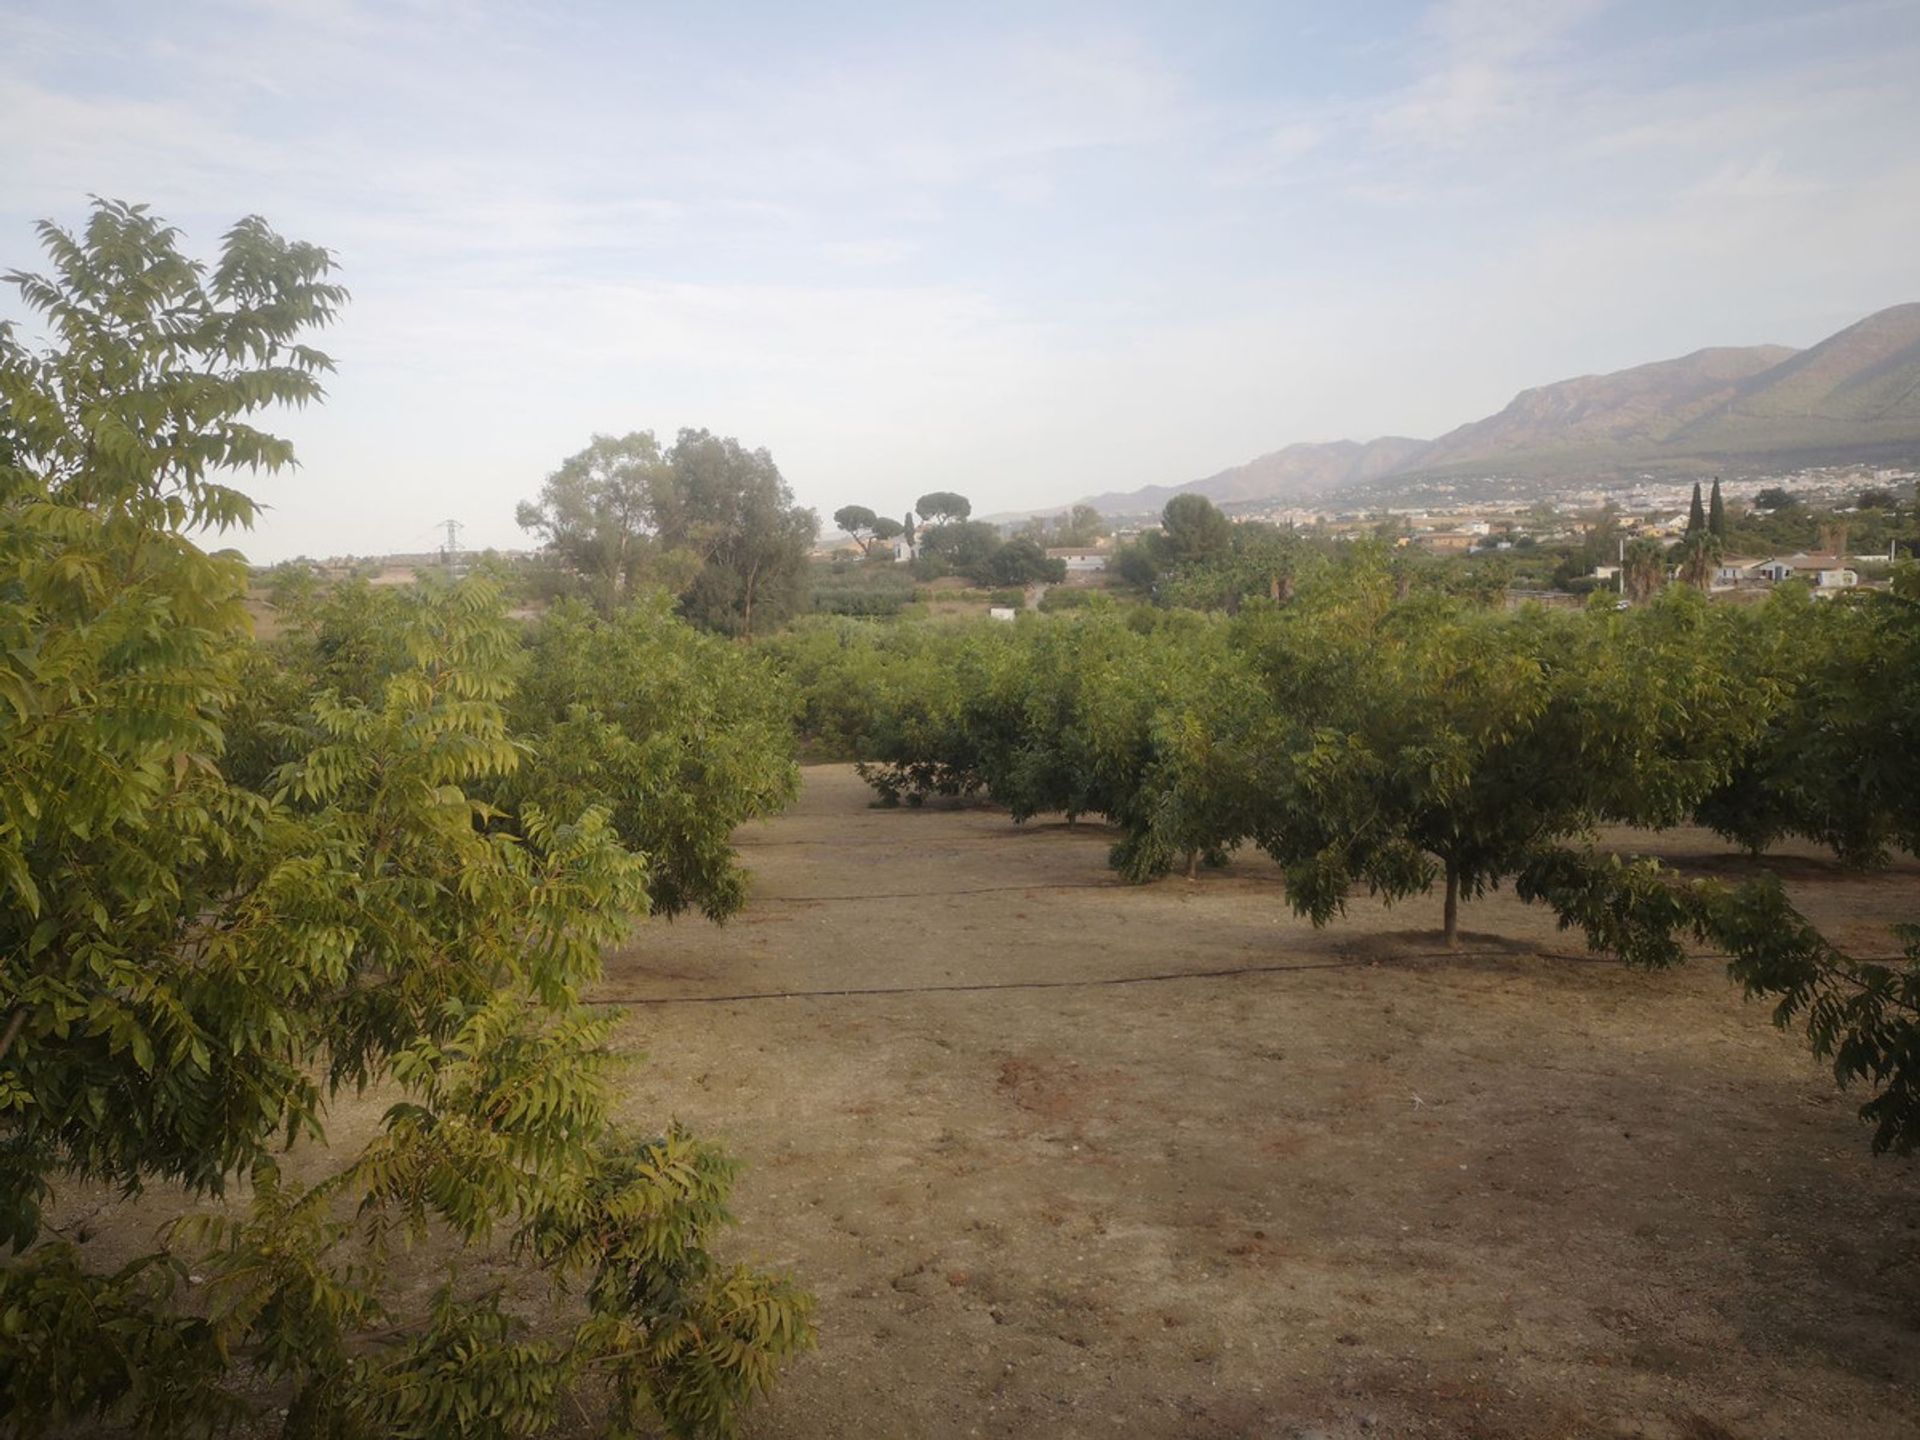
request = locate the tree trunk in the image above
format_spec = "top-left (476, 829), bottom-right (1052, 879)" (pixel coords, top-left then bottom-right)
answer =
top-left (1442, 857), bottom-right (1460, 950)
top-left (1185, 849), bottom-right (1199, 880)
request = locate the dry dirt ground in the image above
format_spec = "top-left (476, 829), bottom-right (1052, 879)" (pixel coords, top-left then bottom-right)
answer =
top-left (50, 764), bottom-right (1919, 1439)
top-left (599, 765), bottom-right (1919, 1440)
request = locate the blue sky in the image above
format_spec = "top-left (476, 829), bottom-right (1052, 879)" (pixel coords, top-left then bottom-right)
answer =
top-left (4, 0), bottom-right (1918, 559)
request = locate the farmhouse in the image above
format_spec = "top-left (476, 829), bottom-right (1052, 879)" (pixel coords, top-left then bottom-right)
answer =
top-left (1752, 553), bottom-right (1856, 586)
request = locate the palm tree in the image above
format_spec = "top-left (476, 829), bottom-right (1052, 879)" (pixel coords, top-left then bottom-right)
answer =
top-left (1623, 536), bottom-right (1669, 602)
top-left (1673, 530), bottom-right (1722, 590)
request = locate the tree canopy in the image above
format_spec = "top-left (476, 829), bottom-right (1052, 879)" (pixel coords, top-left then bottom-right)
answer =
top-left (0, 201), bottom-right (810, 1437)
top-left (914, 491), bottom-right (971, 525)
top-left (515, 432), bottom-right (688, 614)
top-left (1159, 494), bottom-right (1233, 564)
top-left (667, 428), bottom-right (818, 638)
top-left (833, 503), bottom-right (883, 556)
top-left (520, 429), bottom-right (817, 636)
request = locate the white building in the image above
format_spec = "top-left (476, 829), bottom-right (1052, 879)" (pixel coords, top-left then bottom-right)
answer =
top-left (1752, 553), bottom-right (1855, 586)
top-left (1046, 548), bottom-right (1109, 572)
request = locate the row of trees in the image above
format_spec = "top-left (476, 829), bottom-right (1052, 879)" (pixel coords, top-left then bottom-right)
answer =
top-left (245, 578), bottom-right (799, 922)
top-left (517, 429), bottom-right (818, 638)
top-left (773, 555), bottom-right (1920, 1153)
top-left (1112, 495), bottom-right (1513, 612)
top-left (1, 204), bottom-right (810, 1435)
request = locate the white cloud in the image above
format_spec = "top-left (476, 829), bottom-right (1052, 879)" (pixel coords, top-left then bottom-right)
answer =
top-left (1374, 0), bottom-right (1605, 144)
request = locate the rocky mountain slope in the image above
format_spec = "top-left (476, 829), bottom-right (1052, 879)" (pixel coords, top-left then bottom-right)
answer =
top-left (1077, 303), bottom-right (1920, 515)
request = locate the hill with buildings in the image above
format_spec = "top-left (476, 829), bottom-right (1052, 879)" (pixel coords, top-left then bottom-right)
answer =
top-left (1076, 303), bottom-right (1920, 517)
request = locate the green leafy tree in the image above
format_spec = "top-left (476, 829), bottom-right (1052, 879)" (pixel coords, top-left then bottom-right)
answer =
top-left (1082, 615), bottom-right (1262, 880)
top-left (244, 580), bottom-right (802, 922)
top-left (766, 617), bottom-right (980, 775)
top-left (918, 518), bottom-right (1003, 577)
top-left (980, 535), bottom-right (1066, 587)
top-left (1708, 477), bottom-right (1727, 539)
top-left (833, 503), bottom-right (882, 556)
top-left (1234, 567), bottom-right (1759, 948)
top-left (1159, 494), bottom-right (1233, 565)
top-left (1156, 524), bottom-right (1320, 613)
top-left (795, 608), bottom-right (1257, 879)
top-left (914, 491), bottom-right (971, 526)
top-left (515, 432), bottom-right (693, 615)
top-left (1671, 528), bottom-right (1722, 590)
top-left (825, 506), bottom-right (901, 559)
top-left (1694, 580), bottom-right (1920, 863)
top-left (663, 429), bottom-right (818, 639)
top-left (1112, 537), bottom-right (1164, 591)
top-left (521, 430), bottom-right (816, 637)
top-left (1686, 481), bottom-right (1706, 535)
top-left (1621, 535), bottom-right (1667, 603)
top-left (0, 202), bottom-right (810, 1438)
top-left (1108, 497), bottom-right (1237, 598)
top-left (500, 596), bottom-right (802, 920)
top-left (1054, 504), bottom-right (1105, 547)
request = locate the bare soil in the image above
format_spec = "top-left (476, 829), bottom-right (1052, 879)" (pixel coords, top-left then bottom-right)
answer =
top-left (53, 764), bottom-right (1920, 1438)
top-left (604, 766), bottom-right (1919, 1440)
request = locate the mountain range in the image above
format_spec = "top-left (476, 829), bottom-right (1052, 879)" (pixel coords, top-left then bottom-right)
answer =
top-left (1074, 302), bottom-right (1920, 517)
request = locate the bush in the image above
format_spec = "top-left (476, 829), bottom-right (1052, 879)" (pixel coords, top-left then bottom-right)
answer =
top-left (1038, 586), bottom-right (1104, 612)
top-left (811, 564), bottom-right (916, 617)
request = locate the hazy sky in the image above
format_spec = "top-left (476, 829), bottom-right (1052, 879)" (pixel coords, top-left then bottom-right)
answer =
top-left (5, 0), bottom-right (1918, 560)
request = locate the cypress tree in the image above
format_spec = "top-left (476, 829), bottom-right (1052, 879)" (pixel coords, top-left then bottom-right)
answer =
top-left (1687, 481), bottom-right (1706, 535)
top-left (1708, 477), bottom-right (1726, 539)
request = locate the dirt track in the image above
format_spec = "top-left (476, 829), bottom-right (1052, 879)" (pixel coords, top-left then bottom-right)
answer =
top-left (603, 765), bottom-right (1919, 1440)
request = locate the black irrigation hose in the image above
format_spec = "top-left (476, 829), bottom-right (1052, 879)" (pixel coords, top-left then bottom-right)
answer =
top-left (742, 830), bottom-right (1119, 849)
top-left (759, 880), bottom-right (1137, 902)
top-left (587, 947), bottom-right (1611, 1007)
top-left (587, 945), bottom-right (1915, 1008)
